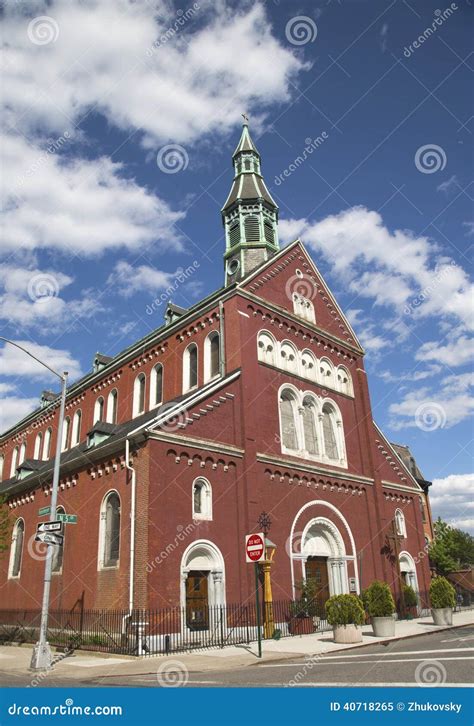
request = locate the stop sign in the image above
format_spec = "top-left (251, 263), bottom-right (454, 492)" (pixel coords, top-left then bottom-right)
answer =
top-left (245, 532), bottom-right (265, 563)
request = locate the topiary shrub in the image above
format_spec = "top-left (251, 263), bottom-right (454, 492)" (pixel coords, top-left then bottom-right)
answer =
top-left (403, 585), bottom-right (418, 608)
top-left (365, 580), bottom-right (396, 618)
top-left (325, 594), bottom-right (365, 627)
top-left (430, 576), bottom-right (456, 609)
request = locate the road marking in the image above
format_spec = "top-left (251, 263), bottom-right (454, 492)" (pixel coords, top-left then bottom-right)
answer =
top-left (442, 635), bottom-right (474, 643)
top-left (259, 648), bottom-right (473, 666)
top-left (284, 656), bottom-right (474, 666)
top-left (278, 682), bottom-right (473, 688)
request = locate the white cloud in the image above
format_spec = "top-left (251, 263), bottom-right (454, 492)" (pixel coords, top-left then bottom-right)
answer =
top-left (0, 341), bottom-right (82, 381)
top-left (108, 260), bottom-right (194, 298)
top-left (429, 473), bottom-right (474, 533)
top-left (0, 396), bottom-right (40, 434)
top-left (388, 375), bottom-right (474, 430)
top-left (436, 174), bottom-right (459, 195)
top-left (415, 336), bottom-right (474, 368)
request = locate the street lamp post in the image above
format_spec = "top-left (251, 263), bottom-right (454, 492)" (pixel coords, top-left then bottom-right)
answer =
top-left (0, 338), bottom-right (68, 671)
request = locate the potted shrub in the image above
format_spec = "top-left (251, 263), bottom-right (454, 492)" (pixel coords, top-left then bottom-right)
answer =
top-left (430, 576), bottom-right (456, 626)
top-left (288, 579), bottom-right (319, 635)
top-left (365, 581), bottom-right (396, 637)
top-left (326, 594), bottom-right (365, 644)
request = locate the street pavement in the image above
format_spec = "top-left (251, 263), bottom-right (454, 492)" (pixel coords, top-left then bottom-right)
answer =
top-left (0, 624), bottom-right (472, 688)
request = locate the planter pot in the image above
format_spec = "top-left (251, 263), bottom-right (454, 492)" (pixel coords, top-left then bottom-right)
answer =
top-left (288, 617), bottom-right (315, 635)
top-left (372, 616), bottom-right (395, 637)
top-left (332, 624), bottom-right (363, 644)
top-left (431, 608), bottom-right (453, 626)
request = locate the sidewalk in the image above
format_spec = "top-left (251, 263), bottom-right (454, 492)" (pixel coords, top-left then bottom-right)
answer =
top-left (0, 609), bottom-right (472, 684)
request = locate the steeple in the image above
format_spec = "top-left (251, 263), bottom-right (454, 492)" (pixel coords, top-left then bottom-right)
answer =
top-left (222, 117), bottom-right (279, 285)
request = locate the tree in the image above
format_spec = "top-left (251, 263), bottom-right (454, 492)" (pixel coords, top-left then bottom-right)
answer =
top-left (429, 518), bottom-right (474, 575)
top-left (0, 495), bottom-right (11, 558)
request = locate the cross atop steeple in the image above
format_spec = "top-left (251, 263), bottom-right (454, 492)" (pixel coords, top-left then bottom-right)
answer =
top-left (241, 112), bottom-right (249, 125)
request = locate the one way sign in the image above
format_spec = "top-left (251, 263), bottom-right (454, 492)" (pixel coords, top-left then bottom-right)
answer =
top-left (35, 531), bottom-right (64, 546)
top-left (36, 520), bottom-right (63, 534)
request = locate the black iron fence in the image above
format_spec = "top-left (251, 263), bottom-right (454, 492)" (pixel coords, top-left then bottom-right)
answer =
top-left (0, 591), bottom-right (471, 657)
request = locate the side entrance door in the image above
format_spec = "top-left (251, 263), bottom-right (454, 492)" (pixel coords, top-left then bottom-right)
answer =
top-left (185, 570), bottom-right (209, 631)
top-left (305, 556), bottom-right (330, 613)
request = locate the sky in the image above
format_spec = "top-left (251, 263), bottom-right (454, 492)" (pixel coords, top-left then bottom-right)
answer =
top-left (1, 0), bottom-right (472, 531)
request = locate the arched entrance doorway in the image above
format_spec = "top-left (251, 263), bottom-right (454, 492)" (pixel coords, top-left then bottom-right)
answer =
top-left (180, 540), bottom-right (225, 631)
top-left (399, 551), bottom-right (418, 593)
top-left (301, 517), bottom-right (349, 601)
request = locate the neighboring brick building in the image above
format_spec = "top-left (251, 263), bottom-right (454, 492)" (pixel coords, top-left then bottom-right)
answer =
top-left (0, 122), bottom-right (432, 620)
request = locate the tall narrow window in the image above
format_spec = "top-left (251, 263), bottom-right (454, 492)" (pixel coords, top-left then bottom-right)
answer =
top-left (107, 389), bottom-right (118, 423)
top-left (280, 342), bottom-right (298, 374)
top-left (257, 332), bottom-right (276, 366)
top-left (42, 428), bottom-right (52, 460)
top-left (419, 496), bottom-right (427, 523)
top-left (94, 396), bottom-right (105, 423)
top-left (33, 433), bottom-right (43, 459)
top-left (183, 344), bottom-right (198, 392)
top-left (244, 215), bottom-right (260, 242)
top-left (99, 492), bottom-right (121, 568)
top-left (8, 519), bottom-right (24, 578)
top-left (51, 506), bottom-right (65, 573)
top-left (19, 442), bottom-right (26, 464)
top-left (204, 333), bottom-right (220, 382)
top-left (322, 405), bottom-right (338, 460)
top-left (133, 374), bottom-right (146, 417)
top-left (61, 417), bottom-right (70, 451)
top-left (395, 509), bottom-right (407, 537)
top-left (71, 410), bottom-right (82, 446)
top-left (280, 390), bottom-right (298, 451)
top-left (0, 455), bottom-right (4, 482)
top-left (302, 398), bottom-right (319, 455)
top-left (192, 478), bottom-right (212, 520)
top-left (150, 365), bottom-right (163, 408)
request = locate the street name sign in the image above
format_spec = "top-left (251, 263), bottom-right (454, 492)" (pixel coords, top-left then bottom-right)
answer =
top-left (245, 532), bottom-right (265, 563)
top-left (38, 506), bottom-right (51, 516)
top-left (57, 514), bottom-right (77, 524)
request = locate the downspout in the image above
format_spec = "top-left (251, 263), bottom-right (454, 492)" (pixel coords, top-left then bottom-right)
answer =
top-left (219, 300), bottom-right (226, 377)
top-left (124, 437), bottom-right (138, 652)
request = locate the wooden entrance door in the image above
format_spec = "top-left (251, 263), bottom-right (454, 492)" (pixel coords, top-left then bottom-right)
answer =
top-left (305, 556), bottom-right (330, 610)
top-left (185, 570), bottom-right (209, 631)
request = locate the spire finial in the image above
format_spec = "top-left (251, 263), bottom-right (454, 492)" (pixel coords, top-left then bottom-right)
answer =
top-left (242, 112), bottom-right (249, 125)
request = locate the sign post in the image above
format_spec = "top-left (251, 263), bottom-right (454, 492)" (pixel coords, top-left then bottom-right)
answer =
top-left (245, 532), bottom-right (265, 658)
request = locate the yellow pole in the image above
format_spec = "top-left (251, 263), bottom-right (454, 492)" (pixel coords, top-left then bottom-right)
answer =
top-left (262, 545), bottom-right (276, 639)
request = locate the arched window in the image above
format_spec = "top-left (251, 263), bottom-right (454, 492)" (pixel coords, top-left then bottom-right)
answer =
top-left (192, 478), bottom-right (212, 520)
top-left (337, 366), bottom-right (352, 396)
top-left (319, 358), bottom-right (334, 387)
top-left (204, 332), bottom-right (220, 382)
top-left (280, 341), bottom-right (298, 374)
top-left (419, 496), bottom-right (427, 523)
top-left (302, 397), bottom-right (319, 455)
top-left (51, 506), bottom-right (65, 574)
top-left (10, 447), bottom-right (18, 477)
top-left (183, 344), bottom-right (198, 392)
top-left (322, 404), bottom-right (338, 460)
top-left (94, 396), bottom-right (105, 423)
top-left (61, 416), bottom-right (70, 451)
top-left (71, 410), bottom-right (82, 446)
top-left (301, 350), bottom-right (317, 381)
top-left (149, 366), bottom-right (163, 408)
top-left (257, 331), bottom-right (276, 366)
top-left (19, 442), bottom-right (26, 465)
top-left (99, 492), bottom-right (121, 568)
top-left (43, 428), bottom-right (52, 460)
top-left (279, 389), bottom-right (299, 451)
top-left (33, 432), bottom-right (43, 460)
top-left (395, 509), bottom-right (407, 538)
top-left (8, 519), bottom-right (24, 578)
top-left (293, 293), bottom-right (315, 323)
top-left (107, 389), bottom-right (118, 423)
top-left (133, 374), bottom-right (146, 417)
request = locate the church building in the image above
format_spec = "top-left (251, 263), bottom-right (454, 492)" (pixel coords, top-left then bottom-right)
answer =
top-left (0, 122), bottom-right (432, 622)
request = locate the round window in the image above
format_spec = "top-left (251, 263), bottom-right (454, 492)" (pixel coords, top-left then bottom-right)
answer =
top-left (227, 258), bottom-right (240, 275)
